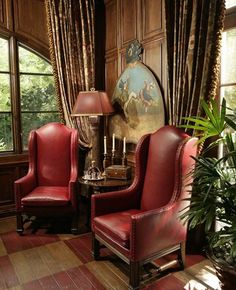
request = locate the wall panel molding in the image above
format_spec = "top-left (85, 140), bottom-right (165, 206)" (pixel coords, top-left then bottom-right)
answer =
top-left (105, 0), bottom-right (118, 53)
top-left (141, 0), bottom-right (163, 41)
top-left (105, 54), bottom-right (118, 98)
top-left (13, 0), bottom-right (48, 53)
top-left (143, 40), bottom-right (163, 83)
top-left (0, 167), bottom-right (16, 215)
top-left (0, 0), bottom-right (4, 24)
top-left (0, 163), bottom-right (28, 217)
top-left (0, 0), bottom-right (13, 30)
top-left (105, 0), bottom-right (166, 101)
top-left (120, 0), bottom-right (137, 48)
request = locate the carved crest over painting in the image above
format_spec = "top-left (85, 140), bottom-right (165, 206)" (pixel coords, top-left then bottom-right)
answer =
top-left (109, 40), bottom-right (165, 144)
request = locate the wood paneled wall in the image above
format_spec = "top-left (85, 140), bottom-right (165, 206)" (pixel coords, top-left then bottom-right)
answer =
top-left (104, 0), bottom-right (166, 100)
top-left (0, 0), bottom-right (49, 58)
top-left (0, 0), bottom-right (49, 216)
top-left (104, 0), bottom-right (167, 163)
top-left (0, 0), bottom-right (13, 31)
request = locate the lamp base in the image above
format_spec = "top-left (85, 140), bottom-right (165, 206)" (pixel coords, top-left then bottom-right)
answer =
top-left (89, 116), bottom-right (102, 169)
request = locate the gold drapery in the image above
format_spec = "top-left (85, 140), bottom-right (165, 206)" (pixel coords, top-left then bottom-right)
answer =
top-left (165, 0), bottom-right (225, 127)
top-left (45, 0), bottom-right (95, 147)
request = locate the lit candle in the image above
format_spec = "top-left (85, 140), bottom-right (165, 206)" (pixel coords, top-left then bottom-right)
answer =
top-left (123, 137), bottom-right (126, 153)
top-left (112, 133), bottom-right (115, 151)
top-left (104, 136), bottom-right (107, 154)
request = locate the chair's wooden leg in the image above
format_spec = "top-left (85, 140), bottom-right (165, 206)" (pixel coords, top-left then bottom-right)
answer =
top-left (178, 242), bottom-right (186, 269)
top-left (16, 212), bottom-right (24, 235)
top-left (92, 232), bottom-right (100, 260)
top-left (129, 261), bottom-right (140, 290)
top-left (71, 213), bottom-right (78, 235)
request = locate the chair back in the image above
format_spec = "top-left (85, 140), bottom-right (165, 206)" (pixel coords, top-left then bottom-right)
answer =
top-left (28, 122), bottom-right (78, 186)
top-left (140, 126), bottom-right (195, 211)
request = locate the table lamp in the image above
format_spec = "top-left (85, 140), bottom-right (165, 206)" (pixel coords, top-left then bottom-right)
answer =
top-left (71, 88), bottom-right (114, 168)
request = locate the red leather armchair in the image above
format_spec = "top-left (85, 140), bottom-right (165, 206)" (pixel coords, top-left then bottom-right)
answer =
top-left (15, 122), bottom-right (79, 235)
top-left (91, 126), bottom-right (198, 289)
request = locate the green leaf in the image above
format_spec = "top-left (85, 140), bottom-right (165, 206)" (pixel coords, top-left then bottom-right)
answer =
top-left (220, 98), bottom-right (226, 129)
top-left (201, 100), bottom-right (218, 130)
top-left (205, 208), bottom-right (215, 232)
top-left (225, 116), bottom-right (236, 131)
top-left (181, 117), bottom-right (211, 128)
top-left (231, 243), bottom-right (236, 257)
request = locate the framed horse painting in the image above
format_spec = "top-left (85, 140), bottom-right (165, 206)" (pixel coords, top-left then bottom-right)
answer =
top-left (109, 40), bottom-right (165, 145)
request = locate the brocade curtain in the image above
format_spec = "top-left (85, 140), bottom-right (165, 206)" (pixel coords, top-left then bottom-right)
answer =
top-left (45, 0), bottom-right (95, 147)
top-left (165, 0), bottom-right (225, 126)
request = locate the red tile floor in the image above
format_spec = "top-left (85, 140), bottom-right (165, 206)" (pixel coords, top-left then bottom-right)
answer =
top-left (0, 216), bottom-right (221, 290)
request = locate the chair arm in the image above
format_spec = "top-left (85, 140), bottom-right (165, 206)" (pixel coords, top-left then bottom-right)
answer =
top-left (14, 173), bottom-right (37, 210)
top-left (69, 178), bottom-right (78, 209)
top-left (92, 134), bottom-right (150, 219)
top-left (14, 173), bottom-right (36, 196)
top-left (130, 202), bottom-right (187, 261)
top-left (91, 187), bottom-right (140, 219)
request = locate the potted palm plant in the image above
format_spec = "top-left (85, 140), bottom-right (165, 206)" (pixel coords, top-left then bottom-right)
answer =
top-left (180, 98), bottom-right (236, 289)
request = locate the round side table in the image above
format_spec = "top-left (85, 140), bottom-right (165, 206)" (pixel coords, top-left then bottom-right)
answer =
top-left (78, 177), bottom-right (132, 226)
top-left (78, 176), bottom-right (132, 193)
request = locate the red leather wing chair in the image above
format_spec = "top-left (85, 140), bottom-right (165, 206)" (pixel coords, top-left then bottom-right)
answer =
top-left (91, 125), bottom-right (198, 289)
top-left (15, 122), bottom-right (79, 235)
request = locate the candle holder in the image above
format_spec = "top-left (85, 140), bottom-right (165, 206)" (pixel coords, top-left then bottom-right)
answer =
top-left (102, 153), bottom-right (110, 175)
top-left (122, 152), bottom-right (127, 166)
top-left (111, 150), bottom-right (116, 165)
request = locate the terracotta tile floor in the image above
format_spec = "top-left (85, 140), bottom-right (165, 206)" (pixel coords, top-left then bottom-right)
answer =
top-left (0, 216), bottom-right (221, 290)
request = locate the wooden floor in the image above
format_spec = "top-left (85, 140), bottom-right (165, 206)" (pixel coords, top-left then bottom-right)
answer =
top-left (0, 215), bottom-right (221, 290)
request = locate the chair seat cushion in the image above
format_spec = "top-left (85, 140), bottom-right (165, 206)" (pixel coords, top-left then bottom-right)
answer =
top-left (21, 186), bottom-right (70, 207)
top-left (94, 209), bottom-right (143, 249)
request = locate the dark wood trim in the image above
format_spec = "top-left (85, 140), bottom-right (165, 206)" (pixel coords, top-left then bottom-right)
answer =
top-left (0, 0), bottom-right (13, 31)
top-left (95, 0), bottom-right (105, 90)
top-left (9, 36), bottom-right (22, 153)
top-left (0, 29), bottom-right (50, 59)
top-left (14, 33), bottom-right (50, 60)
top-left (0, 153), bottom-right (28, 165)
top-left (225, 6), bottom-right (236, 31)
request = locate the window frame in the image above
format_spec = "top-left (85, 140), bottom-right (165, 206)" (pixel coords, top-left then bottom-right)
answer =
top-left (219, 5), bottom-right (236, 91)
top-left (0, 35), bottom-right (12, 152)
top-left (218, 14), bottom-right (236, 114)
top-left (0, 34), bottom-right (58, 156)
top-left (218, 6), bottom-right (236, 93)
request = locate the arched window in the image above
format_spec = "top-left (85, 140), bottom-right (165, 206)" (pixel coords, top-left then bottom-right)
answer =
top-left (0, 36), bottom-right (60, 153)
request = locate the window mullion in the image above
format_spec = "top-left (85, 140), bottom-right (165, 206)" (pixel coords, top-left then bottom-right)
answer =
top-left (9, 37), bottom-right (22, 153)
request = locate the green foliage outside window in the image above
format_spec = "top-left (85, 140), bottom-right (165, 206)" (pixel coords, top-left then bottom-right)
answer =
top-left (19, 46), bottom-right (52, 74)
top-left (19, 74), bottom-right (60, 149)
top-left (0, 38), bottom-right (60, 152)
top-left (0, 74), bottom-right (11, 111)
top-left (0, 138), bottom-right (6, 150)
top-left (0, 38), bottom-right (9, 71)
top-left (0, 37), bottom-right (12, 151)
